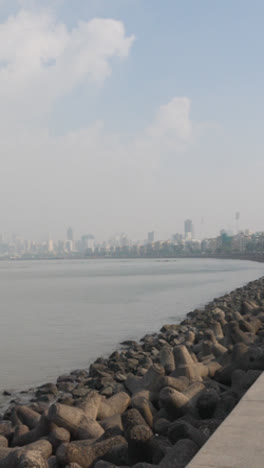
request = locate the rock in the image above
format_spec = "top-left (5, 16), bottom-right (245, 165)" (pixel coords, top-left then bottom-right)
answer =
top-left (17, 406), bottom-right (41, 429)
top-left (148, 435), bottom-right (172, 464)
top-left (97, 393), bottom-right (131, 420)
top-left (0, 421), bottom-right (13, 438)
top-left (159, 387), bottom-right (190, 418)
top-left (57, 374), bottom-right (76, 384)
top-left (4, 406), bottom-right (22, 427)
top-left (231, 369), bottom-right (262, 396)
top-left (36, 383), bottom-right (57, 397)
top-left (0, 440), bottom-right (52, 468)
top-left (127, 425), bottom-right (153, 464)
top-left (6, 450), bottom-right (49, 468)
top-left (168, 420), bottom-right (206, 448)
top-left (77, 418), bottom-right (105, 440)
top-left (56, 435), bottom-right (127, 467)
top-left (48, 456), bottom-right (59, 468)
top-left (100, 414), bottom-right (123, 432)
top-left (196, 389), bottom-right (220, 419)
top-left (11, 413), bottom-right (51, 446)
top-left (57, 381), bottom-right (76, 393)
top-left (0, 435), bottom-right (8, 447)
top-left (48, 426), bottom-right (71, 450)
top-left (122, 409), bottom-right (148, 439)
top-left (153, 418), bottom-right (170, 436)
top-left (93, 462), bottom-right (117, 468)
top-left (131, 395), bottom-right (156, 427)
top-left (158, 376), bottom-right (189, 393)
top-left (214, 391), bottom-right (238, 420)
top-left (72, 386), bottom-right (91, 398)
top-left (159, 346), bottom-right (175, 374)
top-left (66, 465), bottom-right (83, 468)
top-left (12, 425), bottom-right (30, 446)
top-left (76, 391), bottom-right (102, 420)
top-left (101, 441), bottom-right (128, 466)
top-left (172, 346), bottom-right (202, 382)
top-left (159, 438), bottom-right (199, 468)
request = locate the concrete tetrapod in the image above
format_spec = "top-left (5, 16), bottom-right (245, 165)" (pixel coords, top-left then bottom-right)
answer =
top-left (48, 427), bottom-right (71, 450)
top-left (56, 435), bottom-right (127, 468)
top-left (127, 424), bottom-right (153, 464)
top-left (122, 409), bottom-right (148, 440)
top-left (48, 403), bottom-right (104, 440)
top-left (159, 346), bottom-right (175, 374)
top-left (131, 395), bottom-right (156, 427)
top-left (0, 438), bottom-right (7, 448)
top-left (10, 414), bottom-right (52, 446)
top-left (97, 393), bottom-right (131, 420)
top-left (172, 346), bottom-right (202, 382)
top-left (12, 425), bottom-right (30, 447)
top-left (159, 438), bottom-right (199, 468)
top-left (16, 406), bottom-right (41, 429)
top-left (0, 440), bottom-right (52, 468)
top-left (159, 387), bottom-right (190, 418)
top-left (76, 391), bottom-right (102, 420)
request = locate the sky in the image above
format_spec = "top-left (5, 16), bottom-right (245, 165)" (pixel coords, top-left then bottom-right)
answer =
top-left (0, 0), bottom-right (264, 242)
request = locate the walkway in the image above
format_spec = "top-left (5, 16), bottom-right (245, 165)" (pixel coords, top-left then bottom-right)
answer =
top-left (187, 372), bottom-right (264, 468)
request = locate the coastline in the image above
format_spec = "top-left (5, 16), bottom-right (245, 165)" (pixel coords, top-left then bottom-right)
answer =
top-left (2, 252), bottom-right (264, 262)
top-left (0, 275), bottom-right (264, 467)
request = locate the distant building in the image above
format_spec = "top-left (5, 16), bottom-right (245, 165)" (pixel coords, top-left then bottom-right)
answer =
top-left (184, 219), bottom-right (193, 239)
top-left (81, 234), bottom-right (95, 252)
top-left (67, 227), bottom-right (74, 241)
top-left (172, 233), bottom-right (183, 243)
top-left (120, 233), bottom-right (129, 247)
top-left (66, 240), bottom-right (73, 252)
top-left (147, 231), bottom-right (155, 243)
top-left (47, 239), bottom-right (54, 253)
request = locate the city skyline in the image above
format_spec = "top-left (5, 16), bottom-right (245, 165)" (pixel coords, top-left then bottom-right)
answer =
top-left (0, 223), bottom-right (263, 260)
top-left (0, 216), bottom-right (258, 247)
top-left (0, 214), bottom-right (256, 244)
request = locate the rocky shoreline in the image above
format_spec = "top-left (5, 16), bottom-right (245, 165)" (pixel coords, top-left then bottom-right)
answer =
top-left (1, 277), bottom-right (264, 467)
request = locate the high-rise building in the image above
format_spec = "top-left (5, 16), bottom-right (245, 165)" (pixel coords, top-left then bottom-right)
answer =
top-left (147, 231), bottom-right (155, 243)
top-left (120, 233), bottom-right (129, 247)
top-left (47, 239), bottom-right (54, 253)
top-left (81, 234), bottom-right (95, 252)
top-left (172, 233), bottom-right (183, 242)
top-left (67, 227), bottom-right (74, 241)
top-left (184, 219), bottom-right (193, 239)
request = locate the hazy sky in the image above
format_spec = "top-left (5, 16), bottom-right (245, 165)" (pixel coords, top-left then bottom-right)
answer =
top-left (0, 0), bottom-right (263, 241)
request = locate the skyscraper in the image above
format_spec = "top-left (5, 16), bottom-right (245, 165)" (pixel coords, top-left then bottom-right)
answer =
top-left (148, 231), bottom-right (155, 243)
top-left (67, 227), bottom-right (74, 241)
top-left (184, 219), bottom-right (193, 239)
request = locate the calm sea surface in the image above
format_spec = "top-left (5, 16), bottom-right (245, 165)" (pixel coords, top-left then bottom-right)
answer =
top-left (0, 258), bottom-right (264, 392)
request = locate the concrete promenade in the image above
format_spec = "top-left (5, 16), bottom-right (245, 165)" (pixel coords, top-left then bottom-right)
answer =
top-left (187, 372), bottom-right (264, 468)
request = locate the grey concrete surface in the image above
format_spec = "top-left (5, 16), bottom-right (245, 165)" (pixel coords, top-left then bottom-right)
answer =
top-left (187, 372), bottom-right (264, 468)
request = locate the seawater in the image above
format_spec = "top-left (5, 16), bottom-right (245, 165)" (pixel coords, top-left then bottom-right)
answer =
top-left (0, 258), bottom-right (263, 392)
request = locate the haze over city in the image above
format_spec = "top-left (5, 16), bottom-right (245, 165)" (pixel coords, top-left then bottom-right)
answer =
top-left (0, 0), bottom-right (263, 241)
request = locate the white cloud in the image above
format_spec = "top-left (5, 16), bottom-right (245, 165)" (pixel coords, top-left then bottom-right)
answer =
top-left (0, 7), bottom-right (195, 239)
top-left (0, 9), bottom-right (134, 126)
top-left (147, 97), bottom-right (192, 141)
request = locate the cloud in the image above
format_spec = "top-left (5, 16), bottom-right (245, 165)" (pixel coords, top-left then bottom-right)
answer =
top-left (147, 97), bottom-right (192, 141)
top-left (0, 9), bottom-right (134, 126)
top-left (0, 7), bottom-right (194, 239)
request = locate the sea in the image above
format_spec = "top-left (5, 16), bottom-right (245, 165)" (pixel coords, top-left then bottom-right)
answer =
top-left (0, 258), bottom-right (263, 394)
